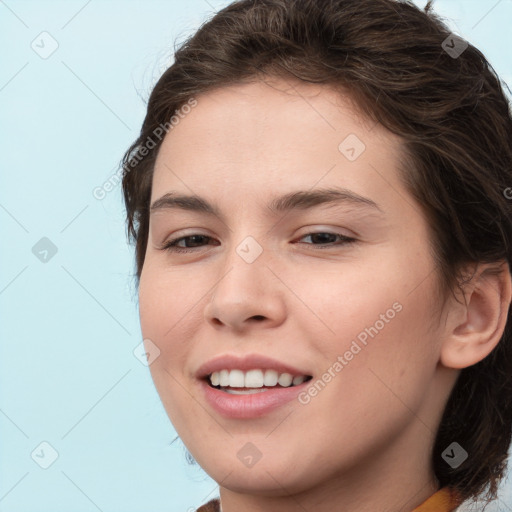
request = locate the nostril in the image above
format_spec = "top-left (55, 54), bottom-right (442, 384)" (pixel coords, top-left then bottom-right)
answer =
top-left (251, 315), bottom-right (265, 321)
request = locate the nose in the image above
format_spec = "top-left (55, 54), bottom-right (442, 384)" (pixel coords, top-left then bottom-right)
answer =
top-left (203, 247), bottom-right (287, 332)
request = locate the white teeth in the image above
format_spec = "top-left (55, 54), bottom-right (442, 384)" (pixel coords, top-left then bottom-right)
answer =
top-left (208, 369), bottom-right (309, 389)
top-left (229, 369), bottom-right (245, 387)
top-left (263, 369), bottom-right (278, 386)
top-left (278, 373), bottom-right (293, 387)
top-left (245, 369), bottom-right (264, 387)
top-left (219, 369), bottom-right (230, 387)
top-left (292, 375), bottom-right (305, 386)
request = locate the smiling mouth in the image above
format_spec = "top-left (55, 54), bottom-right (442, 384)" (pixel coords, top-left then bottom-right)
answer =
top-left (206, 368), bottom-right (313, 394)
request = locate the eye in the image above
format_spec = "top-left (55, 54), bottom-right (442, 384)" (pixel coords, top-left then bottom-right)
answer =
top-left (295, 231), bottom-right (357, 249)
top-left (160, 231), bottom-right (356, 253)
top-left (161, 234), bottom-right (218, 253)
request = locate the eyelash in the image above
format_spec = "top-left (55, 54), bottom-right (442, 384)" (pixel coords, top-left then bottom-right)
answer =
top-left (160, 232), bottom-right (357, 253)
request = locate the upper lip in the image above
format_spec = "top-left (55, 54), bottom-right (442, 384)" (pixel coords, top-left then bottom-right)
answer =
top-left (196, 353), bottom-right (312, 379)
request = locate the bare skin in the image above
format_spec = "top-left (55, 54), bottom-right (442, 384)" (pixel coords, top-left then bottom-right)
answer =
top-left (138, 77), bottom-right (511, 512)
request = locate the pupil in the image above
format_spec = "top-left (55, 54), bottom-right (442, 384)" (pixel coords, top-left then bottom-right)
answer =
top-left (312, 233), bottom-right (335, 244)
top-left (188, 235), bottom-right (207, 246)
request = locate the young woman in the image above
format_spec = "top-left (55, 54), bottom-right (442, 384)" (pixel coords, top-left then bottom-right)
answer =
top-left (121, 0), bottom-right (512, 510)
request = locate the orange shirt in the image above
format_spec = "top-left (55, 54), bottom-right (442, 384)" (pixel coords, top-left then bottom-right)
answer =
top-left (412, 487), bottom-right (462, 512)
top-left (196, 487), bottom-right (462, 511)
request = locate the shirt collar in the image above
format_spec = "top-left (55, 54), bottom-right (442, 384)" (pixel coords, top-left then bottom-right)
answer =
top-left (412, 487), bottom-right (462, 512)
top-left (201, 487), bottom-right (461, 512)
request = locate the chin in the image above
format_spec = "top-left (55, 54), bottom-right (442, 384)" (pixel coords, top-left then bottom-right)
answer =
top-left (197, 446), bottom-right (316, 496)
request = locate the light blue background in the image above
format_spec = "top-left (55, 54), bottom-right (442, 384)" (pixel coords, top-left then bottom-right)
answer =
top-left (1, 1), bottom-right (511, 510)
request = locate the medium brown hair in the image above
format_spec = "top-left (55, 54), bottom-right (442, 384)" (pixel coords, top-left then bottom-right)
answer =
top-left (121, 0), bottom-right (512, 505)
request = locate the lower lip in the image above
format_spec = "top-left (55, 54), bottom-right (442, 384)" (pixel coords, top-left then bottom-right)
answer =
top-left (200, 379), bottom-right (310, 419)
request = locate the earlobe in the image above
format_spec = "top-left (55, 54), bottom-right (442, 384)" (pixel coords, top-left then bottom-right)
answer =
top-left (440, 261), bottom-right (512, 370)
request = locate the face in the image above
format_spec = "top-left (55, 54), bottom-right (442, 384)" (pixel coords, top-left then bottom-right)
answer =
top-left (138, 77), bottom-right (452, 498)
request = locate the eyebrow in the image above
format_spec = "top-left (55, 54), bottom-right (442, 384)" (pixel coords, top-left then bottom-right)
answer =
top-left (149, 187), bottom-right (383, 221)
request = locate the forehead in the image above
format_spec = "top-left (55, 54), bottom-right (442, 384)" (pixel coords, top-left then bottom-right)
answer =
top-left (151, 77), bottom-right (406, 210)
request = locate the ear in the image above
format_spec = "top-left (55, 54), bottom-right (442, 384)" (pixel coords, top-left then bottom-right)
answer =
top-left (440, 261), bottom-right (512, 369)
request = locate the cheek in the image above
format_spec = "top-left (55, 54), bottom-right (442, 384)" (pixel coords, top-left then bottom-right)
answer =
top-left (313, 278), bottom-right (439, 429)
top-left (138, 283), bottom-right (200, 447)
top-left (138, 266), bottom-right (204, 407)
top-left (138, 263), bottom-right (204, 343)
top-left (301, 247), bottom-right (440, 419)
top-left (296, 246), bottom-right (434, 350)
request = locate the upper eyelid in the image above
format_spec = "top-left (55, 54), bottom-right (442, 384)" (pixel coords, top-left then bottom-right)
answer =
top-left (160, 224), bottom-right (357, 238)
top-left (165, 228), bottom-right (354, 240)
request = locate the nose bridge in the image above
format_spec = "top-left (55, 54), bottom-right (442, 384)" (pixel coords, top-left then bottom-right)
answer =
top-left (204, 230), bottom-right (286, 329)
top-left (214, 232), bottom-right (270, 304)
top-left (220, 209), bottom-right (270, 282)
